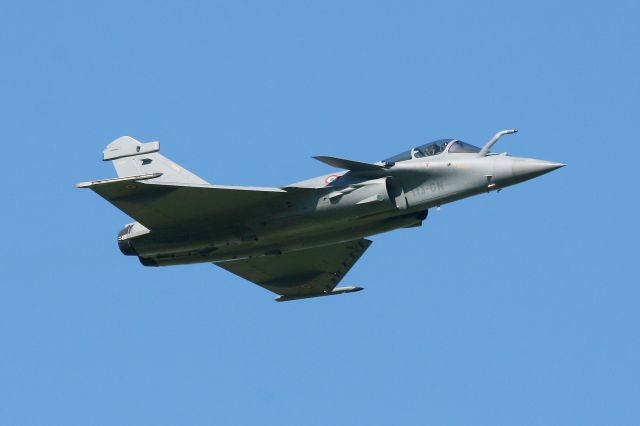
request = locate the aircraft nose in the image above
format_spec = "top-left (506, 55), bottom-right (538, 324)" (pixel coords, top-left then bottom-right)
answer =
top-left (511, 158), bottom-right (565, 182)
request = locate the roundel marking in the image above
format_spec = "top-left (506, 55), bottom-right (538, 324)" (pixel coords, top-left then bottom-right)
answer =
top-left (324, 174), bottom-right (341, 185)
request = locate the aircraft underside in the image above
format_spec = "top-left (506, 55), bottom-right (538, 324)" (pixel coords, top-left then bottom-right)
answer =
top-left (128, 208), bottom-right (427, 266)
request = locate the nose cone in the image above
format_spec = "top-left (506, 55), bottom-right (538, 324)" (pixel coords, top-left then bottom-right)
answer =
top-left (511, 158), bottom-right (565, 183)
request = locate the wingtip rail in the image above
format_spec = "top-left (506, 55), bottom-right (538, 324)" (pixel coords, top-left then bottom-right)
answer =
top-left (274, 286), bottom-right (364, 302)
top-left (75, 173), bottom-right (163, 189)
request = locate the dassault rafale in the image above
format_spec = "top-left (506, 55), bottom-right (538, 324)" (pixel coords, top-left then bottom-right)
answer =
top-left (78, 129), bottom-right (564, 301)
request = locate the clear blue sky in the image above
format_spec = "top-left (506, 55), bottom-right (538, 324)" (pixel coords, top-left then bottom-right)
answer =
top-left (1, 1), bottom-right (638, 425)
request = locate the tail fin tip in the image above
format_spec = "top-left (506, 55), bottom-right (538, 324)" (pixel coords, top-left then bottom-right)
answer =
top-left (102, 136), bottom-right (208, 184)
top-left (103, 136), bottom-right (160, 161)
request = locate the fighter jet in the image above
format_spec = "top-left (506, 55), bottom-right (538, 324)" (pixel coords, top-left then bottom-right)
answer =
top-left (77, 129), bottom-right (564, 301)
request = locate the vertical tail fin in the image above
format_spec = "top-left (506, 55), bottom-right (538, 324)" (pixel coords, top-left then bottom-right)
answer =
top-left (103, 136), bottom-right (208, 185)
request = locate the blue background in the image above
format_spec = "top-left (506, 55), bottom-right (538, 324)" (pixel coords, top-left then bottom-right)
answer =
top-left (1, 1), bottom-right (638, 425)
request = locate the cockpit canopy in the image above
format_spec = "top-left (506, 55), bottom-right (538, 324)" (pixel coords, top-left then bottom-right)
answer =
top-left (383, 139), bottom-right (482, 163)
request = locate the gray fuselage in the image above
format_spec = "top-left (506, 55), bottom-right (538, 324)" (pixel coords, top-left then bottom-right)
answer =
top-left (119, 150), bottom-right (562, 267)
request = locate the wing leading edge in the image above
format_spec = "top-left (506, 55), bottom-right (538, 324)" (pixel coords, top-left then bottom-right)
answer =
top-left (215, 239), bottom-right (372, 301)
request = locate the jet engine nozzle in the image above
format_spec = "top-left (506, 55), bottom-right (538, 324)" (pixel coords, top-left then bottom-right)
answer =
top-left (116, 222), bottom-right (151, 256)
top-left (117, 224), bottom-right (137, 256)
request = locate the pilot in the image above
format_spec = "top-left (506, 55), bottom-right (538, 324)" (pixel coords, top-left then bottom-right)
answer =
top-left (424, 144), bottom-right (437, 156)
top-left (436, 141), bottom-right (447, 154)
